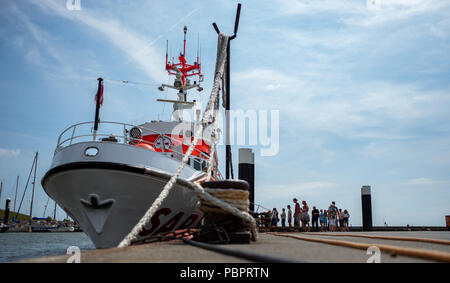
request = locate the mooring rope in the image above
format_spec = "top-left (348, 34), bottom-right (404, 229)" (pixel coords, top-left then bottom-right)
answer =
top-left (192, 183), bottom-right (258, 242)
top-left (118, 33), bottom-right (257, 248)
top-left (271, 233), bottom-right (450, 263)
top-left (200, 188), bottom-right (250, 213)
top-left (182, 237), bottom-right (301, 263)
top-left (303, 232), bottom-right (450, 245)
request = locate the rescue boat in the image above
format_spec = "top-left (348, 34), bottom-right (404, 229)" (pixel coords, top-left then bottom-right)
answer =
top-left (42, 26), bottom-right (221, 248)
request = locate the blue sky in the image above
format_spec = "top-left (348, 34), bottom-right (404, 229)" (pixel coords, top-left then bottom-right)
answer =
top-left (0, 0), bottom-right (449, 226)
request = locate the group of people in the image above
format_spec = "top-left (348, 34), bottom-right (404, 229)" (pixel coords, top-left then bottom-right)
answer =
top-left (268, 200), bottom-right (350, 232)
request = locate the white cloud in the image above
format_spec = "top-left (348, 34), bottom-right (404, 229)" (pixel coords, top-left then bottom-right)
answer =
top-left (29, 0), bottom-right (166, 83)
top-left (234, 67), bottom-right (450, 140)
top-left (0, 148), bottom-right (21, 158)
top-left (277, 0), bottom-right (366, 16)
top-left (278, 0), bottom-right (450, 27)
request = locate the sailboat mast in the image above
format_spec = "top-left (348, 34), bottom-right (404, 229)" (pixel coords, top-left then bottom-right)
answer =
top-left (29, 152), bottom-right (38, 226)
top-left (53, 201), bottom-right (57, 221)
top-left (43, 198), bottom-right (50, 218)
top-left (14, 176), bottom-right (19, 212)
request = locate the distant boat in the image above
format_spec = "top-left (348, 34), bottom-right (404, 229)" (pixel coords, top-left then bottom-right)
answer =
top-left (52, 222), bottom-right (75, 233)
top-left (31, 225), bottom-right (54, 233)
top-left (0, 223), bottom-right (8, 233)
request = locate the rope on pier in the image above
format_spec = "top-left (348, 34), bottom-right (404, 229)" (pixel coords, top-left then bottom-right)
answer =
top-left (271, 233), bottom-right (450, 263)
top-left (182, 237), bottom-right (301, 263)
top-left (303, 232), bottom-right (450, 245)
top-left (118, 33), bottom-right (257, 248)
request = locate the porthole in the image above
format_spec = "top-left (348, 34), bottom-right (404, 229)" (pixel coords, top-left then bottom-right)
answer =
top-left (85, 147), bottom-right (99, 157)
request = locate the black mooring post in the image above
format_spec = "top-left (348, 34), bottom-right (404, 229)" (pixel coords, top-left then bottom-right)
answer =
top-left (4, 198), bottom-right (11, 224)
top-left (94, 77), bottom-right (103, 140)
top-left (226, 42), bottom-right (231, 179)
top-left (361, 186), bottom-right (373, 231)
top-left (213, 3), bottom-right (241, 180)
top-left (239, 149), bottom-right (254, 212)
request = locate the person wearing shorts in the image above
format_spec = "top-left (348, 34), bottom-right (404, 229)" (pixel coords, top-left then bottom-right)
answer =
top-left (338, 209), bottom-right (345, 232)
top-left (328, 203), bottom-right (338, 232)
top-left (322, 210), bottom-right (328, 232)
top-left (301, 200), bottom-right (310, 232)
top-left (343, 209), bottom-right (350, 232)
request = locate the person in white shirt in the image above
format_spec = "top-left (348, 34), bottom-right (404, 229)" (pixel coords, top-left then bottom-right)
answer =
top-left (287, 205), bottom-right (293, 228)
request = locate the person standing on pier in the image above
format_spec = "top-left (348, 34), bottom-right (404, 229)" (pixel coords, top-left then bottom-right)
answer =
top-left (287, 205), bottom-right (293, 229)
top-left (321, 210), bottom-right (328, 232)
top-left (302, 201), bottom-right (310, 232)
top-left (293, 199), bottom-right (301, 229)
top-left (281, 208), bottom-right (286, 229)
top-left (343, 209), bottom-right (350, 232)
top-left (319, 209), bottom-right (324, 231)
top-left (338, 209), bottom-right (345, 232)
top-left (312, 206), bottom-right (320, 232)
top-left (328, 202), bottom-right (338, 232)
top-left (271, 208), bottom-right (279, 227)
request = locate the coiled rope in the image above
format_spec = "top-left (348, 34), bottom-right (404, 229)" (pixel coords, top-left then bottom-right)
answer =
top-left (118, 33), bottom-right (257, 248)
top-left (200, 188), bottom-right (250, 213)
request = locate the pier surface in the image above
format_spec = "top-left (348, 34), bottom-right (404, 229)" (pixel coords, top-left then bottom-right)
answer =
top-left (18, 231), bottom-right (450, 263)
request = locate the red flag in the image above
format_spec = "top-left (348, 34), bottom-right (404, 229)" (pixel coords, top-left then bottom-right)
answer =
top-left (95, 83), bottom-right (104, 107)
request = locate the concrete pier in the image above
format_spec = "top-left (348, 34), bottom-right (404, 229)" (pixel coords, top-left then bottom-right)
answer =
top-left (18, 231), bottom-right (450, 263)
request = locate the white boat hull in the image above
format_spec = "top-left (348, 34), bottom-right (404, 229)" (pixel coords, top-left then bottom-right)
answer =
top-left (42, 141), bottom-right (205, 248)
top-left (43, 164), bottom-right (203, 248)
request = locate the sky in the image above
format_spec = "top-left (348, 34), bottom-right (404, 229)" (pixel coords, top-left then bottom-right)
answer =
top-left (0, 0), bottom-right (449, 226)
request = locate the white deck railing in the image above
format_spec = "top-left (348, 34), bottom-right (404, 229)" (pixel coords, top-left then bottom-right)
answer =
top-left (55, 121), bottom-right (222, 179)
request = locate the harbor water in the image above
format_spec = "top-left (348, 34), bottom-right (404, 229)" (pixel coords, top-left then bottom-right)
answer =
top-left (0, 232), bottom-right (95, 262)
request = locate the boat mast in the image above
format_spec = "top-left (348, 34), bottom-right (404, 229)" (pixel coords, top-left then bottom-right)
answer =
top-left (53, 201), bottom-right (57, 221)
top-left (42, 198), bottom-right (50, 218)
top-left (157, 26), bottom-right (204, 122)
top-left (29, 152), bottom-right (38, 227)
top-left (13, 175), bottom-right (19, 212)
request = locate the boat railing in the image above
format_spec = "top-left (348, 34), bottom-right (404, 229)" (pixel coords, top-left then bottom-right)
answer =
top-left (55, 121), bottom-right (222, 179)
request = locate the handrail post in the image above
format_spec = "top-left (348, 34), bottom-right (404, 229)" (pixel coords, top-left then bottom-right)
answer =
top-left (70, 126), bottom-right (76, 145)
top-left (123, 124), bottom-right (127, 144)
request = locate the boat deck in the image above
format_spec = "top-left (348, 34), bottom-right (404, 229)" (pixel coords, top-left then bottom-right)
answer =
top-left (18, 231), bottom-right (450, 263)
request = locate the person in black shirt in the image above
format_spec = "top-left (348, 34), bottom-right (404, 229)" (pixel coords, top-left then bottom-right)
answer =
top-left (311, 206), bottom-right (320, 232)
